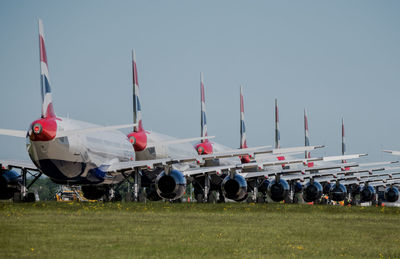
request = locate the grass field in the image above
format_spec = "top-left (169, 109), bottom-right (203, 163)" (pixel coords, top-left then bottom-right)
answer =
top-left (1, 202), bottom-right (400, 258)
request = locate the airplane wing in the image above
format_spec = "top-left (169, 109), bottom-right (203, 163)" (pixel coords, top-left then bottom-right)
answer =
top-left (241, 162), bottom-right (360, 179)
top-left (107, 153), bottom-right (366, 179)
top-left (239, 153), bottom-right (367, 171)
top-left (0, 129), bottom-right (27, 138)
top-left (203, 145), bottom-right (324, 160)
top-left (146, 136), bottom-right (216, 148)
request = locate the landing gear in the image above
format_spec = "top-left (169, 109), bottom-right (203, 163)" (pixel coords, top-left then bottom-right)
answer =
top-left (18, 168), bottom-right (42, 202)
top-left (133, 169), bottom-right (141, 202)
top-left (204, 173), bottom-right (210, 202)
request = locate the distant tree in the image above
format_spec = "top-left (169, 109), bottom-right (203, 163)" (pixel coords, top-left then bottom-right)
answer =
top-left (28, 176), bottom-right (59, 200)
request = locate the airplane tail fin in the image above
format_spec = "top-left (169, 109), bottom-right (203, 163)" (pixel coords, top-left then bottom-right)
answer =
top-left (275, 99), bottom-right (280, 149)
top-left (39, 19), bottom-right (56, 118)
top-left (240, 85), bottom-right (247, 149)
top-left (342, 117), bottom-right (346, 162)
top-left (304, 109), bottom-right (311, 158)
top-left (132, 50), bottom-right (143, 132)
top-left (200, 72), bottom-right (208, 142)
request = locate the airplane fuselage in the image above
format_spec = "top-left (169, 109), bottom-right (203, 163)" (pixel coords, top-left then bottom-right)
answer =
top-left (27, 117), bottom-right (135, 185)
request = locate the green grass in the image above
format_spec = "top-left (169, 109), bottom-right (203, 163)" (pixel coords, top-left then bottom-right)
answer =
top-left (1, 202), bottom-right (400, 258)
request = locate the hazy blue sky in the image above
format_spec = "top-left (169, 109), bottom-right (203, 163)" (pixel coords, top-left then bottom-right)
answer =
top-left (0, 1), bottom-right (399, 163)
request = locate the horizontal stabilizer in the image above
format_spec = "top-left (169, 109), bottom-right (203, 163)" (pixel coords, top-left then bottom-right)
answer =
top-left (0, 129), bottom-right (26, 138)
top-left (383, 150), bottom-right (400, 156)
top-left (57, 123), bottom-right (137, 138)
top-left (322, 153), bottom-right (367, 162)
top-left (271, 145), bottom-right (324, 155)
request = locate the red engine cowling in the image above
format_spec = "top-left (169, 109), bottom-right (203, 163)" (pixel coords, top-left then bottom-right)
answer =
top-left (127, 131), bottom-right (147, 151)
top-left (195, 141), bottom-right (213, 155)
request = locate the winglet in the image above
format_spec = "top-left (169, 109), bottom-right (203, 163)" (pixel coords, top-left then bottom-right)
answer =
top-left (200, 72), bottom-right (208, 142)
top-left (132, 50), bottom-right (143, 132)
top-left (39, 19), bottom-right (56, 118)
top-left (275, 98), bottom-right (280, 149)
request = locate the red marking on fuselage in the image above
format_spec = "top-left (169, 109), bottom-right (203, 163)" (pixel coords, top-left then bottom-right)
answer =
top-left (195, 141), bottom-right (213, 155)
top-left (240, 155), bottom-right (251, 164)
top-left (127, 130), bottom-right (147, 151)
top-left (29, 117), bottom-right (58, 141)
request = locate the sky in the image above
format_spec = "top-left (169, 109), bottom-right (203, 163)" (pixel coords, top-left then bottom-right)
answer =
top-left (0, 1), bottom-right (399, 163)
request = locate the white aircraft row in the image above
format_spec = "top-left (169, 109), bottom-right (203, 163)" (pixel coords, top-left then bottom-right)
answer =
top-left (0, 20), bottom-right (398, 205)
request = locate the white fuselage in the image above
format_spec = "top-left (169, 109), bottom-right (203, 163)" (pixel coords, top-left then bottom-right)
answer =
top-left (27, 117), bottom-right (135, 184)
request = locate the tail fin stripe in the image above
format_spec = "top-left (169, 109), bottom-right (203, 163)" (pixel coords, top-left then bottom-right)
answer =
top-left (275, 99), bottom-right (280, 149)
top-left (240, 85), bottom-right (247, 149)
top-left (200, 73), bottom-right (207, 140)
top-left (132, 50), bottom-right (143, 132)
top-left (38, 19), bottom-right (55, 118)
top-left (304, 109), bottom-right (310, 158)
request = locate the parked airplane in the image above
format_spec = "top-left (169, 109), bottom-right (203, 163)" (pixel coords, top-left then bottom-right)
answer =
top-left (0, 20), bottom-right (367, 203)
top-left (124, 56), bottom-right (324, 202)
top-left (0, 21), bottom-right (271, 201)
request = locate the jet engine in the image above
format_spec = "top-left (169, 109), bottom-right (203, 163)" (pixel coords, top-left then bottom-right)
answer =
top-left (303, 180), bottom-right (323, 202)
top-left (384, 186), bottom-right (399, 203)
top-left (221, 173), bottom-right (247, 201)
top-left (155, 169), bottom-right (186, 200)
top-left (267, 177), bottom-right (290, 202)
top-left (81, 185), bottom-right (106, 200)
top-left (329, 183), bottom-right (347, 202)
top-left (360, 185), bottom-right (376, 202)
top-left (0, 170), bottom-right (20, 200)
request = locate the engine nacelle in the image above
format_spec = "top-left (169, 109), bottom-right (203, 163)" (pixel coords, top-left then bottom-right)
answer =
top-left (384, 186), bottom-right (399, 203)
top-left (195, 141), bottom-right (213, 155)
top-left (155, 169), bottom-right (186, 200)
top-left (303, 181), bottom-right (323, 202)
top-left (360, 185), bottom-right (376, 202)
top-left (127, 131), bottom-right (147, 151)
top-left (0, 170), bottom-right (20, 200)
top-left (81, 185), bottom-right (106, 200)
top-left (221, 174), bottom-right (247, 201)
top-left (267, 178), bottom-right (290, 202)
top-left (329, 183), bottom-right (347, 202)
